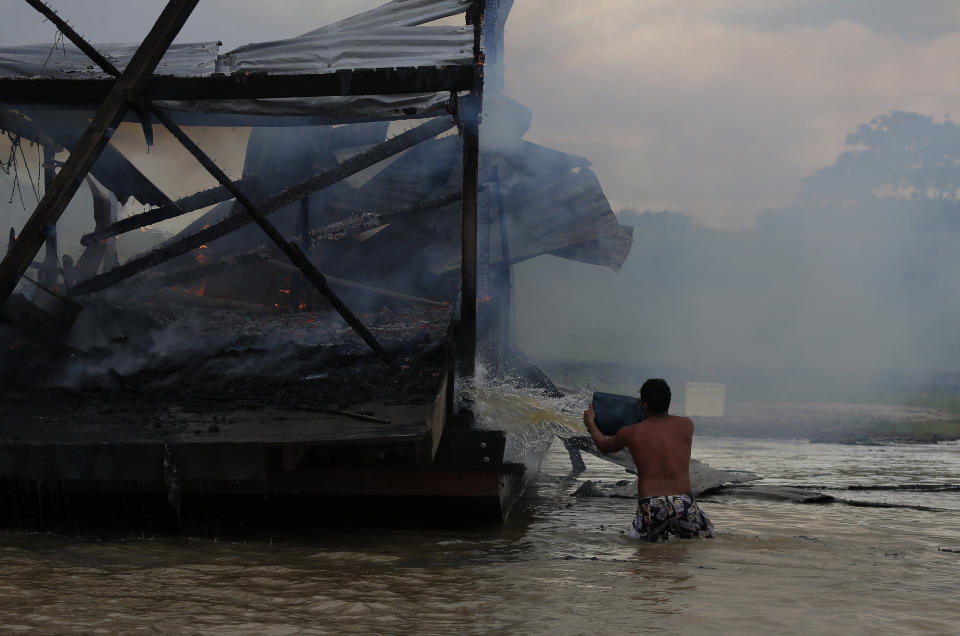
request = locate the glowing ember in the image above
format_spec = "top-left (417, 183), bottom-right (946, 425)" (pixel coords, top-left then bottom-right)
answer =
top-left (194, 244), bottom-right (210, 264)
top-left (183, 282), bottom-right (206, 296)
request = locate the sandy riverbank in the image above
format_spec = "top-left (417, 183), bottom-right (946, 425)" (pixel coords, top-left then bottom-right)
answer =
top-left (690, 401), bottom-right (960, 443)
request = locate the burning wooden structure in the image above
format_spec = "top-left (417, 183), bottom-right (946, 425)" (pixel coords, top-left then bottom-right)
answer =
top-left (0, 0), bottom-right (632, 529)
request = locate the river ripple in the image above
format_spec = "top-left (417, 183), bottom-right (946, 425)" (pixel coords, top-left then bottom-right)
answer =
top-left (1, 436), bottom-right (958, 634)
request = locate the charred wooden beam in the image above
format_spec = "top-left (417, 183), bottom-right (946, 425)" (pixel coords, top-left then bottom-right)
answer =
top-left (459, 97), bottom-right (481, 377)
top-left (81, 172), bottom-right (266, 245)
top-left (145, 104), bottom-right (392, 361)
top-left (379, 190), bottom-right (462, 221)
top-left (0, 66), bottom-right (476, 105)
top-left (83, 178), bottom-right (460, 247)
top-left (0, 0), bottom-right (198, 308)
top-left (68, 116), bottom-right (454, 295)
top-left (456, 0), bottom-right (486, 378)
top-left (147, 190), bottom-right (462, 292)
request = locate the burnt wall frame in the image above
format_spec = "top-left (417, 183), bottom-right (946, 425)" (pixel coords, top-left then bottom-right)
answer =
top-left (0, 0), bottom-right (496, 374)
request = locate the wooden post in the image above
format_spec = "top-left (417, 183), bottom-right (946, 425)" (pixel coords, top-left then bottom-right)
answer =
top-left (0, 0), bottom-right (198, 307)
top-left (459, 0), bottom-right (487, 378)
top-left (459, 97), bottom-right (480, 377)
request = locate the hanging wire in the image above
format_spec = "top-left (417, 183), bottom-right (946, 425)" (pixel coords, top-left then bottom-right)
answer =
top-left (39, 29), bottom-right (66, 76)
top-left (0, 134), bottom-right (16, 176)
top-left (2, 133), bottom-right (28, 211)
top-left (16, 141), bottom-right (40, 203)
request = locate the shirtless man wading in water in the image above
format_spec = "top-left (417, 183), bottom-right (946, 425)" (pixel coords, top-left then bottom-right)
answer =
top-left (583, 378), bottom-right (714, 540)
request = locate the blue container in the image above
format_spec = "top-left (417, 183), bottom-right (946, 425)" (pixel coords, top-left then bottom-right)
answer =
top-left (592, 391), bottom-right (644, 436)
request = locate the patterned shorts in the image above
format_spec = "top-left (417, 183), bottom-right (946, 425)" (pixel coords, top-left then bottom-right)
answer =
top-left (628, 494), bottom-right (714, 541)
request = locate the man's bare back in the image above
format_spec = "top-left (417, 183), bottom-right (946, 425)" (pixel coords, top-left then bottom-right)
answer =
top-left (583, 405), bottom-right (693, 497)
top-left (582, 379), bottom-right (713, 540)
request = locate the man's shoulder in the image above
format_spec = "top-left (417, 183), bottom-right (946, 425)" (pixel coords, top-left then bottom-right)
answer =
top-left (667, 414), bottom-right (694, 431)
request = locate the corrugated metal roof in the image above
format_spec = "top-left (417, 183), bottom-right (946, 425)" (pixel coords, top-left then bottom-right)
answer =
top-left (0, 41), bottom-right (218, 79)
top-left (0, 0), bottom-right (475, 122)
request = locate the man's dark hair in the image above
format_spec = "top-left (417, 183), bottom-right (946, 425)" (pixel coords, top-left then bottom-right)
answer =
top-left (640, 379), bottom-right (671, 414)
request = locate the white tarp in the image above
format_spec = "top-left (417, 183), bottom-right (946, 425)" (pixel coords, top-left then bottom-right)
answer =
top-left (217, 26), bottom-right (472, 75)
top-left (317, 0), bottom-right (473, 32)
top-left (0, 0), bottom-right (476, 123)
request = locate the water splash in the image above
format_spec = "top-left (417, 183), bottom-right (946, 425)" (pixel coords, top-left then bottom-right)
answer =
top-left (456, 363), bottom-right (592, 468)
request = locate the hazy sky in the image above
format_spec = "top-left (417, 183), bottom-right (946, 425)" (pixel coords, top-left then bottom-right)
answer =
top-left (3, 1), bottom-right (960, 228)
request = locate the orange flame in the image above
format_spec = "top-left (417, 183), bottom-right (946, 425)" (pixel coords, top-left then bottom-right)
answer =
top-left (183, 282), bottom-right (206, 296)
top-left (194, 244), bottom-right (210, 264)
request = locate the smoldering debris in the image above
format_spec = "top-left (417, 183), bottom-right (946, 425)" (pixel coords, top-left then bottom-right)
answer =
top-left (2, 291), bottom-right (453, 426)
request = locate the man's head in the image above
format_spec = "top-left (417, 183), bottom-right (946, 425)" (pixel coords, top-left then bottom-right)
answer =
top-left (640, 378), bottom-right (671, 415)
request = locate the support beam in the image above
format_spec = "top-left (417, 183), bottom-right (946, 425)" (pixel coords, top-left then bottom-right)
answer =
top-left (0, 0), bottom-right (198, 308)
top-left (148, 190), bottom-right (462, 291)
top-left (146, 104), bottom-right (392, 361)
top-left (83, 175), bottom-right (461, 247)
top-left (81, 171), bottom-right (273, 245)
top-left (459, 97), bottom-right (480, 377)
top-left (69, 116), bottom-right (454, 295)
top-left (0, 66), bottom-right (476, 105)
top-left (456, 1), bottom-right (486, 378)
top-left (379, 190), bottom-right (462, 221)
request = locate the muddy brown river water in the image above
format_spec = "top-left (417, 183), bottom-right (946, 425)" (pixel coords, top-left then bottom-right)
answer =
top-left (1, 420), bottom-right (959, 633)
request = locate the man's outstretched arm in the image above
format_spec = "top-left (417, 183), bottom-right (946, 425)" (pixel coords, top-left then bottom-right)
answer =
top-left (583, 403), bottom-right (627, 454)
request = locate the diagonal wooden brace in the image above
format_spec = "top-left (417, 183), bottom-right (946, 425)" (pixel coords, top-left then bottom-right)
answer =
top-left (68, 116), bottom-right (454, 295)
top-left (0, 0), bottom-right (198, 308)
top-left (147, 103), bottom-right (393, 362)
